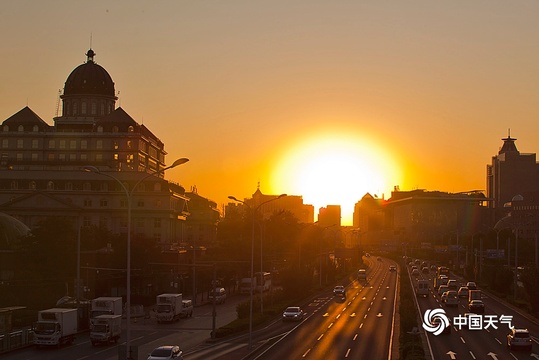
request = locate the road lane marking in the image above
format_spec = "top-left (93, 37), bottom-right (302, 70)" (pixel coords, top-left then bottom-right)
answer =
top-left (302, 349), bottom-right (311, 357)
top-left (469, 351), bottom-right (476, 359)
top-left (460, 336), bottom-right (465, 343)
top-left (328, 323), bottom-right (333, 329)
top-left (345, 348), bottom-right (351, 357)
top-left (353, 334), bottom-right (358, 340)
top-left (317, 334), bottom-right (324, 341)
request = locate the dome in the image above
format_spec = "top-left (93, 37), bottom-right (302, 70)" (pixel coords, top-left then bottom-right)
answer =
top-left (63, 49), bottom-right (115, 97)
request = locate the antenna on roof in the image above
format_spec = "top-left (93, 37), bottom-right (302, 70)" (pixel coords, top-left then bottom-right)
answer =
top-left (508, 128), bottom-right (511, 138)
top-left (90, 33), bottom-right (93, 49)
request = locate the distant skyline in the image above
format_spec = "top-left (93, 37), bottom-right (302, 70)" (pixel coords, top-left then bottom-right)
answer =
top-left (1, 1), bottom-right (538, 225)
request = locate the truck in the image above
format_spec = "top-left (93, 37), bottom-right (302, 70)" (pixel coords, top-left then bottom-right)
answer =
top-left (155, 293), bottom-right (182, 323)
top-left (240, 277), bottom-right (253, 295)
top-left (358, 269), bottom-right (367, 281)
top-left (33, 308), bottom-right (77, 347)
top-left (90, 297), bottom-right (122, 323)
top-left (90, 314), bottom-right (121, 346)
top-left (468, 290), bottom-right (482, 303)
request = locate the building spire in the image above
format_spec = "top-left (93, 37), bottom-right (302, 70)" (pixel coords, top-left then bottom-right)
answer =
top-left (499, 129), bottom-right (519, 155)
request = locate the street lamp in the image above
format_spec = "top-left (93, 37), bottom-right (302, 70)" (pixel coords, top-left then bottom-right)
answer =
top-left (84, 157), bottom-right (188, 360)
top-left (227, 193), bottom-right (286, 350)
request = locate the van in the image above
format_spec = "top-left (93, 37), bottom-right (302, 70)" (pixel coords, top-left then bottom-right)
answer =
top-left (417, 280), bottom-right (429, 297)
top-left (180, 299), bottom-right (193, 317)
top-left (209, 287), bottom-right (227, 304)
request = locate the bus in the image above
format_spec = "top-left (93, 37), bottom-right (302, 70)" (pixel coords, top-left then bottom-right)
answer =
top-left (254, 272), bottom-right (271, 292)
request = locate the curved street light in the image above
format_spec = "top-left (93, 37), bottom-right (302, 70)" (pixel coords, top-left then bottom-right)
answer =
top-left (83, 157), bottom-right (189, 360)
top-left (228, 193), bottom-right (286, 350)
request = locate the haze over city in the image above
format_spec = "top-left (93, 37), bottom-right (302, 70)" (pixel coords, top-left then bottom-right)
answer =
top-left (1, 1), bottom-right (538, 225)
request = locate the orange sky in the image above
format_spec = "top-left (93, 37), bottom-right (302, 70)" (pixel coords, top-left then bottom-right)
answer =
top-left (1, 1), bottom-right (538, 225)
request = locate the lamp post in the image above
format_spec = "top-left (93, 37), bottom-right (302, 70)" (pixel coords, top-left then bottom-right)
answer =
top-left (228, 193), bottom-right (286, 350)
top-left (84, 157), bottom-right (188, 360)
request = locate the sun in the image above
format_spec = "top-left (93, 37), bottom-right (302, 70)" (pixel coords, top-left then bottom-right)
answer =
top-left (271, 133), bottom-right (401, 225)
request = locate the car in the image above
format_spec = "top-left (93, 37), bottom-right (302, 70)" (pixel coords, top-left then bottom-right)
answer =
top-left (147, 345), bottom-right (183, 360)
top-left (466, 281), bottom-right (477, 290)
top-left (457, 286), bottom-right (469, 298)
top-left (446, 279), bottom-right (458, 291)
top-left (411, 269), bottom-right (420, 276)
top-left (209, 287), bottom-right (227, 304)
top-left (468, 299), bottom-right (485, 314)
top-left (389, 265), bottom-right (397, 272)
top-left (444, 291), bottom-right (459, 306)
top-left (416, 279), bottom-right (430, 297)
top-left (439, 275), bottom-right (449, 286)
top-left (282, 306), bottom-right (304, 322)
top-left (333, 285), bottom-right (345, 296)
top-left (507, 328), bottom-right (532, 350)
top-left (431, 316), bottom-right (451, 334)
top-left (437, 285), bottom-right (449, 296)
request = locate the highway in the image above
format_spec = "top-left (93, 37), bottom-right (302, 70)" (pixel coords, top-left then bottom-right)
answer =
top-left (411, 263), bottom-right (539, 360)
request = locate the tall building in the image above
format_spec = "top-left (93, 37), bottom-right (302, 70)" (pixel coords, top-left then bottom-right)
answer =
top-left (0, 48), bottom-right (189, 247)
top-left (487, 133), bottom-right (539, 220)
top-left (317, 205), bottom-right (341, 227)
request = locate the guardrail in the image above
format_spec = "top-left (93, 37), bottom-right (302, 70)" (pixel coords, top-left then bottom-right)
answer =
top-left (0, 328), bottom-right (33, 354)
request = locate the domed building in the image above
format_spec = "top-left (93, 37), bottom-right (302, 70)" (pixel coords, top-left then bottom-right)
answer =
top-left (0, 49), bottom-right (190, 246)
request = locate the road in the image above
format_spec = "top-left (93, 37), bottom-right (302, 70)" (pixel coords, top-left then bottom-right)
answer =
top-left (186, 256), bottom-right (399, 360)
top-left (412, 264), bottom-right (539, 360)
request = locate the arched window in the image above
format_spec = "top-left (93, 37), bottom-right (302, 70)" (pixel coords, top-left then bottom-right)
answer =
top-left (18, 125), bottom-right (24, 132)
top-left (97, 126), bottom-right (103, 133)
top-left (33, 125), bottom-right (39, 132)
top-left (81, 102), bottom-right (87, 114)
top-left (30, 181), bottom-right (36, 190)
top-left (73, 102), bottom-right (78, 115)
top-left (128, 126), bottom-right (134, 132)
top-left (112, 126), bottom-right (119, 133)
top-left (47, 181), bottom-right (54, 190)
top-left (83, 182), bottom-right (91, 191)
top-left (3, 125), bottom-right (8, 132)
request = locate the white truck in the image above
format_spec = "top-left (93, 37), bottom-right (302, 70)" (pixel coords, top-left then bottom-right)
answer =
top-left (90, 297), bottom-right (123, 323)
top-left (180, 299), bottom-right (193, 318)
top-left (155, 293), bottom-right (183, 323)
top-left (33, 308), bottom-right (77, 347)
top-left (90, 314), bottom-right (121, 346)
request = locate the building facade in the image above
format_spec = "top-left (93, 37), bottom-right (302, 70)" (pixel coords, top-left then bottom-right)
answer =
top-left (0, 48), bottom-right (189, 247)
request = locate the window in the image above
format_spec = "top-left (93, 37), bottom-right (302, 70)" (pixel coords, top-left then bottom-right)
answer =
top-left (69, 154), bottom-right (76, 161)
top-left (65, 182), bottom-right (73, 190)
top-left (10, 181), bottom-right (18, 190)
top-left (3, 125), bottom-right (8, 132)
top-left (81, 140), bottom-right (87, 149)
top-left (73, 102), bottom-right (78, 115)
top-left (127, 140), bottom-right (132, 149)
top-left (2, 139), bottom-right (8, 148)
top-left (80, 153), bottom-right (87, 161)
top-left (17, 139), bottom-right (23, 149)
top-left (70, 140), bottom-right (76, 149)
top-left (154, 183), bottom-right (162, 191)
top-left (100, 103), bottom-right (105, 115)
top-left (99, 216), bottom-right (108, 228)
top-left (32, 139), bottom-right (38, 148)
top-left (112, 126), bottom-right (119, 133)
top-left (100, 199), bottom-right (108, 207)
top-left (128, 126), bottom-right (134, 132)
top-left (83, 199), bottom-right (92, 207)
top-left (48, 140), bottom-right (55, 149)
top-left (95, 154), bottom-right (102, 161)
top-left (91, 102), bottom-right (96, 115)
top-left (58, 154), bottom-right (66, 161)
top-left (97, 125), bottom-right (104, 133)
top-left (59, 140), bottom-right (66, 149)
top-left (31, 153), bottom-right (38, 161)
top-left (30, 181), bottom-right (36, 190)
top-left (120, 199), bottom-right (128, 208)
top-left (81, 102), bottom-right (87, 114)
top-left (83, 182), bottom-right (91, 191)
top-left (48, 154), bottom-right (55, 161)
top-left (83, 216), bottom-right (91, 227)
top-left (16, 153), bottom-right (23, 160)
top-left (96, 140), bottom-right (103, 149)
top-left (47, 181), bottom-right (54, 190)
top-left (154, 218), bottom-right (161, 228)
top-left (114, 153), bottom-right (119, 160)
top-left (137, 200), bottom-right (144, 207)
top-left (153, 233), bottom-right (162, 242)
top-left (18, 125), bottom-right (24, 132)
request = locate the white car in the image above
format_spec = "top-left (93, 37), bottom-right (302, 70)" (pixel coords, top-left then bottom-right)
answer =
top-left (147, 345), bottom-right (183, 360)
top-left (282, 306), bottom-right (304, 322)
top-left (507, 328), bottom-right (532, 350)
